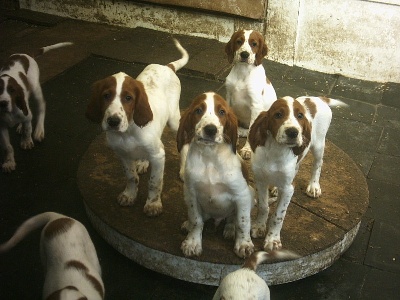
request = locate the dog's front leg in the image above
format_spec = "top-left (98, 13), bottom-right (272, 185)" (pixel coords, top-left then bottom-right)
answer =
top-left (264, 184), bottom-right (294, 251)
top-left (181, 187), bottom-right (203, 257)
top-left (0, 127), bottom-right (16, 172)
top-left (251, 180), bottom-right (270, 238)
top-left (143, 147), bottom-right (165, 216)
top-left (234, 191), bottom-right (254, 258)
top-left (18, 118), bottom-right (34, 150)
top-left (117, 158), bottom-right (139, 206)
top-left (306, 142), bottom-right (325, 198)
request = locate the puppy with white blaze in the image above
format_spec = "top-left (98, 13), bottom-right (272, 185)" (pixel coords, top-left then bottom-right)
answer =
top-left (213, 250), bottom-right (300, 300)
top-left (177, 92), bottom-right (255, 258)
top-left (249, 96), bottom-right (348, 251)
top-left (0, 212), bottom-right (104, 300)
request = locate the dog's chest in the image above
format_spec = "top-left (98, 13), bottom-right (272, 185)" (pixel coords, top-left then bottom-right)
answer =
top-left (106, 131), bottom-right (148, 159)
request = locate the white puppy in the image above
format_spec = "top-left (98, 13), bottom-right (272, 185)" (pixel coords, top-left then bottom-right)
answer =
top-left (0, 212), bottom-right (104, 299)
top-left (213, 250), bottom-right (299, 300)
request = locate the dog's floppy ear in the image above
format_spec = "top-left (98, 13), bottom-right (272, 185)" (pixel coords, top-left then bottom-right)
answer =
top-left (86, 79), bottom-right (107, 123)
top-left (132, 81), bottom-right (153, 128)
top-left (248, 111), bottom-right (269, 152)
top-left (224, 107), bottom-right (238, 154)
top-left (7, 76), bottom-right (28, 116)
top-left (225, 30), bottom-right (243, 64)
top-left (255, 32), bottom-right (268, 66)
top-left (292, 120), bottom-right (312, 156)
top-left (177, 106), bottom-right (194, 153)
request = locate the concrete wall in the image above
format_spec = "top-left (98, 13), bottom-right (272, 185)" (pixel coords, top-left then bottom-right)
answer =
top-left (19, 0), bottom-right (400, 83)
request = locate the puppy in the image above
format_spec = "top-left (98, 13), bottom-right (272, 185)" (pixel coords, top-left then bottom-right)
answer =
top-left (86, 39), bottom-right (188, 217)
top-left (0, 212), bottom-right (104, 299)
top-left (249, 96), bottom-right (348, 251)
top-left (0, 42), bottom-right (73, 172)
top-left (177, 92), bottom-right (254, 258)
top-left (225, 29), bottom-right (277, 160)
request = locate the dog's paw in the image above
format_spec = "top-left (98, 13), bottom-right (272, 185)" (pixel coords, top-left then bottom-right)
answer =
top-left (234, 240), bottom-right (254, 258)
top-left (238, 127), bottom-right (249, 138)
top-left (264, 237), bottom-right (282, 252)
top-left (181, 239), bottom-right (202, 257)
top-left (135, 160), bottom-right (149, 174)
top-left (306, 183), bottom-right (322, 198)
top-left (33, 127), bottom-right (45, 142)
top-left (223, 223), bottom-right (236, 240)
top-left (117, 192), bottom-right (136, 206)
top-left (269, 186), bottom-right (278, 198)
top-left (239, 147), bottom-right (252, 160)
top-left (20, 137), bottom-right (34, 150)
top-left (251, 223), bottom-right (267, 238)
top-left (143, 200), bottom-right (163, 217)
top-left (2, 160), bottom-right (16, 173)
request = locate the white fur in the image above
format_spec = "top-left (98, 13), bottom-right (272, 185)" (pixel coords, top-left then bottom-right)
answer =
top-left (225, 29), bottom-right (277, 160)
top-left (180, 92), bottom-right (254, 258)
top-left (0, 42), bottom-right (72, 172)
top-left (251, 96), bottom-right (348, 251)
top-left (0, 212), bottom-right (104, 299)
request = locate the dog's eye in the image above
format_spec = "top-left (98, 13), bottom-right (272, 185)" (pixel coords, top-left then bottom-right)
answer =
top-left (195, 108), bottom-right (203, 115)
top-left (103, 92), bottom-right (112, 101)
top-left (7, 87), bottom-right (15, 93)
top-left (125, 95), bottom-right (132, 101)
top-left (297, 113), bottom-right (304, 119)
top-left (251, 42), bottom-right (257, 47)
top-left (236, 40), bottom-right (243, 45)
top-left (218, 109), bottom-right (226, 116)
top-left (274, 112), bottom-right (283, 119)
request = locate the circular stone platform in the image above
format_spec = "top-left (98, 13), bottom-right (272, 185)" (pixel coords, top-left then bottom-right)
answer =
top-left (77, 128), bottom-right (368, 286)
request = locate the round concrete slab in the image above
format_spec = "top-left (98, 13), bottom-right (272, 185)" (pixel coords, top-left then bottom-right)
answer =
top-left (77, 128), bottom-right (368, 286)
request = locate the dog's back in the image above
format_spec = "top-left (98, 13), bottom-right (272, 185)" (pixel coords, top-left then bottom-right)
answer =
top-left (0, 212), bottom-right (104, 300)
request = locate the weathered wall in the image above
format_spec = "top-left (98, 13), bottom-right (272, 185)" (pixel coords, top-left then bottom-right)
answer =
top-left (19, 0), bottom-right (400, 83)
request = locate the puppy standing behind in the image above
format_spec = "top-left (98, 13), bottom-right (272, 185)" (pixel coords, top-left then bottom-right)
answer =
top-left (225, 29), bottom-right (277, 160)
top-left (177, 92), bottom-right (254, 258)
top-left (0, 42), bottom-right (73, 172)
top-left (0, 212), bottom-right (104, 300)
top-left (249, 96), bottom-right (348, 251)
top-left (213, 250), bottom-right (300, 300)
top-left (86, 39), bottom-right (188, 217)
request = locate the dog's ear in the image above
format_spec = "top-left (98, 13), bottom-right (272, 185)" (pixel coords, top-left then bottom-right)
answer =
top-left (255, 33), bottom-right (268, 66)
top-left (8, 76), bottom-right (28, 116)
top-left (224, 107), bottom-right (238, 154)
top-left (176, 106), bottom-right (194, 153)
top-left (225, 31), bottom-right (243, 64)
top-left (132, 81), bottom-right (153, 128)
top-left (86, 79), bottom-right (107, 123)
top-left (248, 111), bottom-right (269, 152)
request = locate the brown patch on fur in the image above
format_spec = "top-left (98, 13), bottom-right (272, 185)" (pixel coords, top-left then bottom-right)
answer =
top-left (176, 93), bottom-right (207, 152)
top-left (225, 29), bottom-right (245, 64)
top-left (166, 63), bottom-right (175, 73)
top-left (86, 76), bottom-right (117, 123)
top-left (4, 75), bottom-right (28, 116)
top-left (66, 260), bottom-right (104, 298)
top-left (292, 99), bottom-right (311, 156)
top-left (240, 160), bottom-right (250, 183)
top-left (303, 97), bottom-right (317, 118)
top-left (44, 218), bottom-right (74, 239)
top-left (248, 111), bottom-right (269, 152)
top-left (213, 93), bottom-right (238, 153)
top-left (122, 77), bottom-right (153, 128)
top-left (3, 54), bottom-right (30, 73)
top-left (248, 31), bottom-right (268, 66)
top-left (18, 71), bottom-right (30, 92)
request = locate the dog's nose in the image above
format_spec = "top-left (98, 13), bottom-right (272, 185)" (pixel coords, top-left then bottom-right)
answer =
top-left (240, 51), bottom-right (250, 59)
top-left (285, 127), bottom-right (299, 139)
top-left (203, 124), bottom-right (217, 137)
top-left (107, 116), bottom-right (121, 128)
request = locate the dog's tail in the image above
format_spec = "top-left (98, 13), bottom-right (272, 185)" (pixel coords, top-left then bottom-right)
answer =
top-left (325, 97), bottom-right (348, 108)
top-left (33, 42), bottom-right (74, 58)
top-left (0, 212), bottom-right (63, 253)
top-left (242, 250), bottom-right (300, 271)
top-left (166, 38), bottom-right (189, 73)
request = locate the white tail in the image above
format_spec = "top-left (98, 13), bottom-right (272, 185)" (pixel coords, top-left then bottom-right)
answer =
top-left (34, 42), bottom-right (73, 57)
top-left (167, 38), bottom-right (189, 72)
top-left (0, 212), bottom-right (63, 253)
top-left (243, 250), bottom-right (300, 271)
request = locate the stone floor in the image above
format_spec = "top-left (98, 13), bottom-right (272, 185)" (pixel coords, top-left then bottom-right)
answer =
top-left (0, 8), bottom-right (399, 300)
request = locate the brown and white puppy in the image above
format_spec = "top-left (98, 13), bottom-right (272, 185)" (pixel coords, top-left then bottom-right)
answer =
top-left (225, 29), bottom-right (277, 160)
top-left (0, 42), bottom-right (73, 172)
top-left (86, 39), bottom-right (188, 217)
top-left (212, 250), bottom-right (299, 300)
top-left (0, 212), bottom-right (104, 300)
top-left (249, 96), bottom-right (347, 251)
top-left (177, 92), bottom-right (254, 258)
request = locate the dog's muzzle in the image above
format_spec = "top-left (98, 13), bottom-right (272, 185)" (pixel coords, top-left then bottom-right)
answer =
top-left (106, 115), bottom-right (121, 129)
top-left (198, 124), bottom-right (218, 144)
top-left (285, 127), bottom-right (300, 146)
top-left (0, 100), bottom-right (10, 112)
